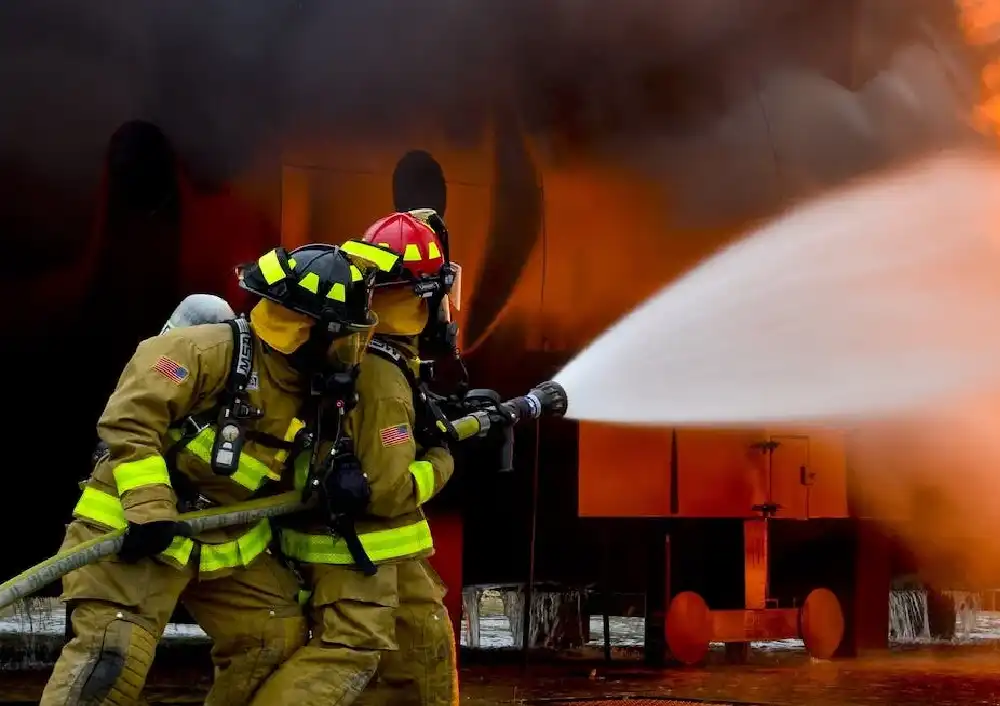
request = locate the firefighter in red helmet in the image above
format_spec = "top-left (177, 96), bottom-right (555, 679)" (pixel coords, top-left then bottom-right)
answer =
top-left (251, 210), bottom-right (460, 706)
top-left (361, 208), bottom-right (463, 367)
top-left (355, 208), bottom-right (462, 705)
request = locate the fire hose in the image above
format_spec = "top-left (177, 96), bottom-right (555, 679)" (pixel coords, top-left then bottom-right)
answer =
top-left (0, 381), bottom-right (567, 612)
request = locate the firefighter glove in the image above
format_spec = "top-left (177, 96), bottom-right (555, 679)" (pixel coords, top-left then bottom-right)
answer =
top-left (319, 450), bottom-right (371, 521)
top-left (118, 520), bottom-right (188, 563)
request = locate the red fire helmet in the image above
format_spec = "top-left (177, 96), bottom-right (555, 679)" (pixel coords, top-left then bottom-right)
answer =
top-left (357, 209), bottom-right (461, 311)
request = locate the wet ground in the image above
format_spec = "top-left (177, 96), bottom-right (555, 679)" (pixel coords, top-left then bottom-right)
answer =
top-left (1, 647), bottom-right (1000, 705)
top-left (3, 596), bottom-right (1000, 704)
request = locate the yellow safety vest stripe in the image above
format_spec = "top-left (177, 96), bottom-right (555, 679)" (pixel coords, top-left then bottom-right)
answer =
top-left (274, 418), bottom-right (306, 465)
top-left (75, 485), bottom-right (128, 530)
top-left (291, 450), bottom-right (313, 491)
top-left (167, 427), bottom-right (279, 491)
top-left (161, 535), bottom-right (195, 567)
top-left (408, 460), bottom-right (435, 506)
top-left (72, 487), bottom-right (272, 573)
top-left (279, 520), bottom-right (434, 565)
top-left (199, 520), bottom-right (272, 572)
top-left (113, 455), bottom-right (172, 494)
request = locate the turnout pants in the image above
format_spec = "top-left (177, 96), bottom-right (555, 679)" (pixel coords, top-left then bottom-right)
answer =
top-left (250, 558), bottom-right (457, 706)
top-left (357, 559), bottom-right (458, 706)
top-left (39, 521), bottom-right (307, 706)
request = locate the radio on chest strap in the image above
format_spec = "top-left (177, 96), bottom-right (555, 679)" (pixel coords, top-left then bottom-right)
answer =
top-left (209, 316), bottom-right (263, 475)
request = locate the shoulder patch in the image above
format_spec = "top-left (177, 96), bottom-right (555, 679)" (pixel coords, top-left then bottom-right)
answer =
top-left (379, 423), bottom-right (412, 447)
top-left (153, 356), bottom-right (190, 385)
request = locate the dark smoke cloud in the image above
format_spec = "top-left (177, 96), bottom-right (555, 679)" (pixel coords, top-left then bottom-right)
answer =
top-left (0, 0), bottom-right (991, 258)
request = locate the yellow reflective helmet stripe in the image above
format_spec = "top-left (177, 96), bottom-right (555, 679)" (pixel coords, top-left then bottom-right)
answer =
top-left (350, 265), bottom-right (363, 282)
top-left (258, 250), bottom-right (288, 285)
top-left (72, 486), bottom-right (271, 573)
top-left (427, 241), bottom-right (442, 259)
top-left (279, 520), bottom-right (434, 565)
top-left (341, 239), bottom-right (400, 273)
top-left (326, 282), bottom-right (346, 302)
top-left (113, 455), bottom-right (172, 494)
top-left (73, 485), bottom-right (127, 530)
top-left (167, 427), bottom-right (279, 491)
top-left (199, 520), bottom-right (272, 573)
top-left (298, 271), bottom-right (320, 294)
top-left (403, 243), bottom-right (422, 262)
top-left (408, 460), bottom-right (435, 505)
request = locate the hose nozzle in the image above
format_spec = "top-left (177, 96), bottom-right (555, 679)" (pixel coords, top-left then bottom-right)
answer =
top-left (504, 380), bottom-right (569, 422)
top-left (526, 380), bottom-right (568, 418)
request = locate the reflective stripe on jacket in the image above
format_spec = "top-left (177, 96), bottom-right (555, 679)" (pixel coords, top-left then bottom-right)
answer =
top-left (72, 485), bottom-right (273, 574)
top-left (278, 344), bottom-right (454, 566)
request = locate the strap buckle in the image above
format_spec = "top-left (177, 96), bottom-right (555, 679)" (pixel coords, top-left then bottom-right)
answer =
top-left (183, 415), bottom-right (211, 437)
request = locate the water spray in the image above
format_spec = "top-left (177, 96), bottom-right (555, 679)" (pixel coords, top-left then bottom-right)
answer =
top-left (555, 152), bottom-right (1000, 427)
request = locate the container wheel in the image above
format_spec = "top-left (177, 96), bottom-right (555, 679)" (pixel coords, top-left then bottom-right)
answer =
top-left (665, 591), bottom-right (712, 666)
top-left (799, 587), bottom-right (844, 659)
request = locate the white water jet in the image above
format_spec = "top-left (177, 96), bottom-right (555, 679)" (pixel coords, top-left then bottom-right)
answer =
top-left (946, 590), bottom-right (982, 639)
top-left (557, 152), bottom-right (1000, 426)
top-left (889, 589), bottom-right (931, 641)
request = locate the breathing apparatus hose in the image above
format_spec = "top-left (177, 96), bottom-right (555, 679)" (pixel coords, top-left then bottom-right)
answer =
top-left (0, 381), bottom-right (568, 610)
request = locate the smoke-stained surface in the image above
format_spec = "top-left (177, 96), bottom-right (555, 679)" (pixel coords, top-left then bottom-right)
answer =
top-left (0, 0), bottom-right (991, 246)
top-left (0, 0), bottom-right (994, 580)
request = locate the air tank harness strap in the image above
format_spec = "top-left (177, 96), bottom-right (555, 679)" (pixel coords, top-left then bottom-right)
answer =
top-left (365, 338), bottom-right (458, 444)
top-left (299, 388), bottom-right (378, 576)
top-left (160, 317), bottom-right (289, 510)
top-left (209, 316), bottom-right (262, 476)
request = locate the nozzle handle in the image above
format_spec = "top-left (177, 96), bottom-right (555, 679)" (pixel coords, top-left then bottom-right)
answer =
top-left (499, 425), bottom-right (514, 473)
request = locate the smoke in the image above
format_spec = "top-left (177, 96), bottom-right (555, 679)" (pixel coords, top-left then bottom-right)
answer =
top-left (851, 392), bottom-right (1000, 590)
top-left (0, 0), bottom-right (990, 254)
top-left (608, 3), bottom-right (993, 229)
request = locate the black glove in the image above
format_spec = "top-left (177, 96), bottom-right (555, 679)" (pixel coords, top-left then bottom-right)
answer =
top-left (318, 451), bottom-right (377, 576)
top-left (118, 520), bottom-right (188, 564)
top-left (318, 451), bottom-right (371, 521)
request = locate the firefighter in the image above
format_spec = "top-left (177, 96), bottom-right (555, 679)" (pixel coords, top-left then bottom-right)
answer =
top-left (40, 242), bottom-right (382, 706)
top-left (250, 210), bottom-right (461, 706)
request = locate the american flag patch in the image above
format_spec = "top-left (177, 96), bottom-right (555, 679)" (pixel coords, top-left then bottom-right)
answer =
top-left (153, 356), bottom-right (189, 384)
top-left (379, 424), bottom-right (411, 447)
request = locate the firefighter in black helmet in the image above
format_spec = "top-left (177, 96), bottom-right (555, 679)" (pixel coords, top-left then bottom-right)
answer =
top-left (40, 241), bottom-right (389, 706)
top-left (239, 243), bottom-right (380, 378)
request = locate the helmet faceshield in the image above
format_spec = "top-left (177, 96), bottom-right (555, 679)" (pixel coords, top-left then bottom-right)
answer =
top-left (325, 317), bottom-right (378, 370)
top-left (444, 262), bottom-right (461, 312)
